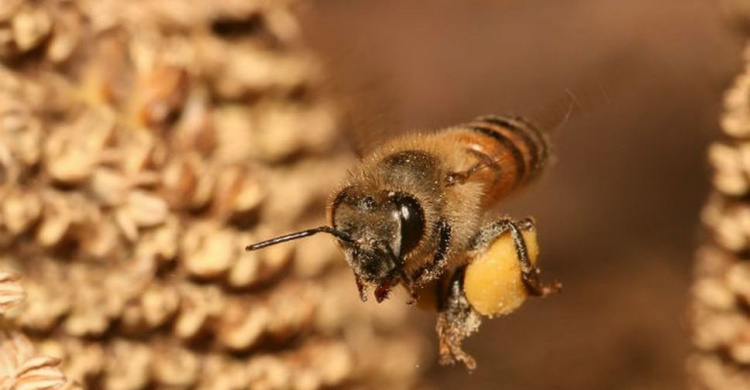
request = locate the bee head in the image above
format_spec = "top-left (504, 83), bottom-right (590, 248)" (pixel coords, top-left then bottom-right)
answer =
top-left (244, 186), bottom-right (425, 303)
top-left (329, 187), bottom-right (425, 302)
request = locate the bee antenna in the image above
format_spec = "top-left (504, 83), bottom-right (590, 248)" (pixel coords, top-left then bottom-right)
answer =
top-left (245, 226), bottom-right (355, 251)
top-left (550, 87), bottom-right (581, 135)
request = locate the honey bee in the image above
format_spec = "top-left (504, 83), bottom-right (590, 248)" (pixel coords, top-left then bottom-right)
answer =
top-left (246, 115), bottom-right (561, 369)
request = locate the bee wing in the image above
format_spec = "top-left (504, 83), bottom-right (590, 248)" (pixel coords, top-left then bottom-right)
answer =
top-left (340, 107), bottom-right (406, 158)
top-left (316, 56), bottom-right (410, 158)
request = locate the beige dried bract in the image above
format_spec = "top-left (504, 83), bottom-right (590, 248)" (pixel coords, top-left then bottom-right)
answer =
top-left (701, 195), bottom-right (750, 252)
top-left (43, 114), bottom-right (114, 185)
top-left (708, 143), bottom-right (750, 196)
top-left (11, 5), bottom-right (51, 53)
top-left (133, 65), bottom-right (189, 127)
top-left (173, 283), bottom-right (225, 341)
top-left (0, 271), bottom-right (24, 315)
top-left (722, 0), bottom-right (750, 36)
top-left (0, 332), bottom-right (66, 390)
top-left (46, 9), bottom-right (82, 64)
top-left (0, 1), bottom-right (22, 23)
top-left (102, 339), bottom-right (151, 390)
top-left (181, 222), bottom-right (238, 279)
top-left (2, 190), bottom-right (42, 236)
top-left (150, 343), bottom-right (200, 388)
top-left (18, 267), bottom-right (72, 332)
top-left (211, 167), bottom-right (265, 221)
top-left (218, 299), bottom-right (271, 351)
top-left (721, 48), bottom-right (750, 138)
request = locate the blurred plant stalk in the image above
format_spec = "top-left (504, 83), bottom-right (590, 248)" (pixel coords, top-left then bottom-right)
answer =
top-left (691, 29), bottom-right (750, 389)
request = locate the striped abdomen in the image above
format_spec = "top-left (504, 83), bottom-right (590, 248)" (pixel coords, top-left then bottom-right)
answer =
top-left (444, 115), bottom-right (550, 207)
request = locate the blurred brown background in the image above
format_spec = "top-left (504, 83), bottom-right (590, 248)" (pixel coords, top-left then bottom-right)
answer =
top-left (301, 0), bottom-right (743, 389)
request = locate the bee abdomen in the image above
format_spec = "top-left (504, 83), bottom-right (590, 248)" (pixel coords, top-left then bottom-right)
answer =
top-left (447, 115), bottom-right (549, 204)
top-left (473, 115), bottom-right (549, 178)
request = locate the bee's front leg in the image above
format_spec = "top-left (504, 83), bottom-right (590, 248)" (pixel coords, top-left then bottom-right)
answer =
top-left (436, 266), bottom-right (481, 371)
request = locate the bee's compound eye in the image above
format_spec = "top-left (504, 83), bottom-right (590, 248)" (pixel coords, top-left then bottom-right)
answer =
top-left (391, 193), bottom-right (424, 257)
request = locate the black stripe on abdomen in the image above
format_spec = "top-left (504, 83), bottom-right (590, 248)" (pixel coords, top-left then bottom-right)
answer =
top-left (468, 125), bottom-right (526, 184)
top-left (478, 115), bottom-right (546, 172)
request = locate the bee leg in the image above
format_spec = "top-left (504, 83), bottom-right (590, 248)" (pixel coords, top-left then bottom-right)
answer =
top-left (445, 151), bottom-right (496, 186)
top-left (399, 270), bottom-right (420, 304)
top-left (472, 218), bottom-right (561, 297)
top-left (445, 163), bottom-right (485, 186)
top-left (436, 266), bottom-right (481, 370)
top-left (410, 219), bottom-right (452, 287)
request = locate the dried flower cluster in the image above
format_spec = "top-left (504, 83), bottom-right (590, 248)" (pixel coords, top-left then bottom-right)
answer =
top-left (0, 1), bottom-right (424, 389)
top-left (691, 45), bottom-right (750, 389)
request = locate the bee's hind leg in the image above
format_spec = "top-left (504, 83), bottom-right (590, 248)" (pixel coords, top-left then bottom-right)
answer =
top-left (436, 266), bottom-right (481, 371)
top-left (470, 217), bottom-right (561, 297)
